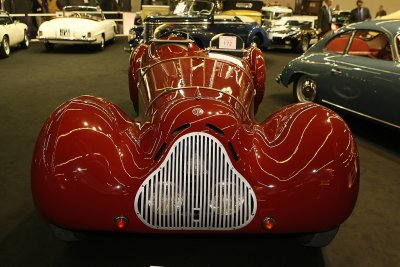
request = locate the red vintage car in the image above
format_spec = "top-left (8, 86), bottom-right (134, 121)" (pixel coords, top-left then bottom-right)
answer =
top-left (32, 33), bottom-right (359, 247)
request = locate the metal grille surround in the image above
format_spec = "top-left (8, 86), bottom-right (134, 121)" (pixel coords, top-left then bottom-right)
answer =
top-left (144, 23), bottom-right (160, 43)
top-left (134, 132), bottom-right (257, 230)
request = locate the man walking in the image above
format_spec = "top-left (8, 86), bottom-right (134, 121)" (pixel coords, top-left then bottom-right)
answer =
top-left (350, 0), bottom-right (371, 23)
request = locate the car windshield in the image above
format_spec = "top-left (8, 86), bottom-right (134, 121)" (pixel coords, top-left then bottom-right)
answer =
top-left (0, 15), bottom-right (12, 25)
top-left (63, 6), bottom-right (103, 20)
top-left (337, 12), bottom-right (350, 21)
top-left (264, 10), bottom-right (292, 20)
top-left (285, 20), bottom-right (311, 28)
top-left (173, 0), bottom-right (214, 16)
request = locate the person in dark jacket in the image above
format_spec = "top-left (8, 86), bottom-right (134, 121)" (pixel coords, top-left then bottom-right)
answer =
top-left (349, 0), bottom-right (371, 23)
top-left (317, 0), bottom-right (333, 38)
top-left (375, 5), bottom-right (387, 18)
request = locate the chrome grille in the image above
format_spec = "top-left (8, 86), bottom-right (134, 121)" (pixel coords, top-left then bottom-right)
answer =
top-left (134, 132), bottom-right (257, 230)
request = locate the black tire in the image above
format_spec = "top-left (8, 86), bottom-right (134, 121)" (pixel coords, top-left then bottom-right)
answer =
top-left (298, 227), bottom-right (339, 247)
top-left (21, 31), bottom-right (30, 48)
top-left (97, 35), bottom-right (105, 50)
top-left (44, 42), bottom-right (54, 51)
top-left (49, 224), bottom-right (86, 241)
top-left (0, 36), bottom-right (10, 58)
top-left (293, 74), bottom-right (318, 102)
top-left (298, 35), bottom-right (309, 53)
top-left (250, 35), bottom-right (262, 47)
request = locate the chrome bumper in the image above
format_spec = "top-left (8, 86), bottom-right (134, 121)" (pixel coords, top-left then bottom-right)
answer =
top-left (38, 36), bottom-right (97, 43)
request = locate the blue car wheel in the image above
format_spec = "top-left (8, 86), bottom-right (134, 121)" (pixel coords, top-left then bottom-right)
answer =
top-left (294, 75), bottom-right (318, 102)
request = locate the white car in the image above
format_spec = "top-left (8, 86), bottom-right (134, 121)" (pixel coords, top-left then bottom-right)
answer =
top-left (0, 11), bottom-right (29, 58)
top-left (38, 6), bottom-right (117, 51)
top-left (266, 15), bottom-right (318, 52)
top-left (261, 5), bottom-right (293, 28)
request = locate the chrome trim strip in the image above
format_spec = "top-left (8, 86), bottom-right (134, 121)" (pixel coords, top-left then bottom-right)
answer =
top-left (321, 99), bottom-right (400, 129)
top-left (38, 37), bottom-right (97, 42)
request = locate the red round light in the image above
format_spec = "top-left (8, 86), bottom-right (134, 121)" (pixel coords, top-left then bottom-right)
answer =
top-left (263, 217), bottom-right (276, 230)
top-left (115, 216), bottom-right (128, 229)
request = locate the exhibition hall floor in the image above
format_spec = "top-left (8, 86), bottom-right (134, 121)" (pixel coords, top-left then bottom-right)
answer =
top-left (0, 38), bottom-right (399, 267)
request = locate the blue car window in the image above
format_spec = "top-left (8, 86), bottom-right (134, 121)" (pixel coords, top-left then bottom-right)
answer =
top-left (349, 30), bottom-right (392, 61)
top-left (324, 31), bottom-right (352, 54)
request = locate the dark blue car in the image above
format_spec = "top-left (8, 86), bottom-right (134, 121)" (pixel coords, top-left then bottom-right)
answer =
top-left (129, 0), bottom-right (268, 49)
top-left (277, 20), bottom-right (400, 129)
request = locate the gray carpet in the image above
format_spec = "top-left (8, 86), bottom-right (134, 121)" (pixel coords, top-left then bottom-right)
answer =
top-left (0, 38), bottom-right (399, 267)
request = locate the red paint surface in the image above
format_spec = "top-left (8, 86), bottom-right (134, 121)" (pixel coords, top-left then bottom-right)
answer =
top-left (32, 40), bottom-right (359, 234)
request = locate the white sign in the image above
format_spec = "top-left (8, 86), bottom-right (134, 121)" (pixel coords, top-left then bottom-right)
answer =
top-left (174, 2), bottom-right (186, 15)
top-left (219, 36), bottom-right (237, 50)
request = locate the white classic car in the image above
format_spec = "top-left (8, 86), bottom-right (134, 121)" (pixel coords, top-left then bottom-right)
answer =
top-left (38, 6), bottom-right (117, 51)
top-left (0, 11), bottom-right (29, 58)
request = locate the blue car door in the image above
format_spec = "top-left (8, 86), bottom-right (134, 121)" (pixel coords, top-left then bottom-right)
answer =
top-left (322, 30), bottom-right (400, 127)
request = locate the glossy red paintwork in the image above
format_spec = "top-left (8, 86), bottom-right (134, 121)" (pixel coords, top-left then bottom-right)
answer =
top-left (32, 39), bottom-right (359, 234)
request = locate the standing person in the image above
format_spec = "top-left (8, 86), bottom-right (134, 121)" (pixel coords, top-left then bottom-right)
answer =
top-left (317, 0), bottom-right (333, 38)
top-left (32, 0), bottom-right (45, 30)
top-left (99, 0), bottom-right (118, 18)
top-left (350, 0), bottom-right (371, 23)
top-left (375, 5), bottom-right (387, 18)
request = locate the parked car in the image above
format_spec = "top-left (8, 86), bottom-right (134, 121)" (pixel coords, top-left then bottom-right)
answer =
top-left (332, 10), bottom-right (351, 28)
top-left (277, 20), bottom-right (400, 129)
top-left (261, 5), bottom-right (293, 28)
top-left (32, 33), bottom-right (359, 247)
top-left (129, 0), bottom-right (268, 49)
top-left (265, 15), bottom-right (318, 52)
top-left (37, 6), bottom-right (117, 51)
top-left (0, 11), bottom-right (29, 58)
top-left (220, 0), bottom-right (264, 25)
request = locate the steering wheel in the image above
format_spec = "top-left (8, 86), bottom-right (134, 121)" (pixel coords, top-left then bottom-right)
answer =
top-left (71, 12), bottom-right (81, 18)
top-left (157, 30), bottom-right (194, 42)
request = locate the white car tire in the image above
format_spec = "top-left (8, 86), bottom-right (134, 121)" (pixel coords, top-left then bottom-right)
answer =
top-left (97, 35), bottom-right (105, 50)
top-left (21, 31), bottom-right (30, 49)
top-left (0, 36), bottom-right (10, 58)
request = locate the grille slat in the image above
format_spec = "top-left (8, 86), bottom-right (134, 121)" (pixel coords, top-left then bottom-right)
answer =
top-left (134, 132), bottom-right (257, 230)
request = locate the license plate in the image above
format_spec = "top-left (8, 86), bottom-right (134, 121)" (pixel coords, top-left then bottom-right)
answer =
top-left (60, 29), bottom-right (70, 37)
top-left (219, 36), bottom-right (237, 50)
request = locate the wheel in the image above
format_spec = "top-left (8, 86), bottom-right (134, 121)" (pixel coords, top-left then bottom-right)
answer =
top-left (44, 42), bottom-right (54, 51)
top-left (293, 75), bottom-right (318, 102)
top-left (49, 224), bottom-right (86, 241)
top-left (21, 31), bottom-right (30, 48)
top-left (298, 227), bottom-right (339, 247)
top-left (97, 35), bottom-right (105, 50)
top-left (250, 35), bottom-right (262, 47)
top-left (298, 35), bottom-right (309, 53)
top-left (0, 36), bottom-right (10, 58)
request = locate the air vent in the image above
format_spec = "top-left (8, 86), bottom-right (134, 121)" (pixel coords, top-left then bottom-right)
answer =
top-left (205, 124), bottom-right (224, 136)
top-left (171, 123), bottom-right (190, 136)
